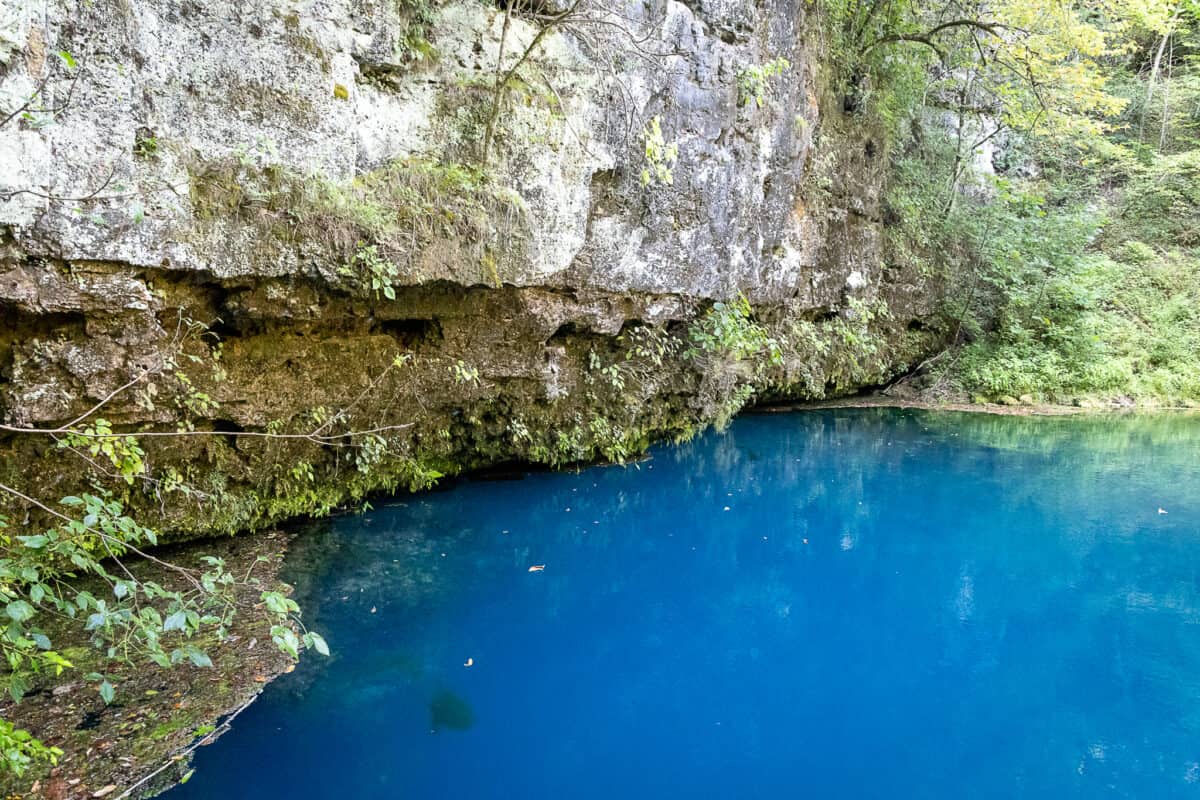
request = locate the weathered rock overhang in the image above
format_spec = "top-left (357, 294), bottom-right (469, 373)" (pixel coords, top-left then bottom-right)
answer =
top-left (0, 0), bottom-right (947, 540)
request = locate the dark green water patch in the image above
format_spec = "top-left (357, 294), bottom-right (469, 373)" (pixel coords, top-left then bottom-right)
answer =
top-left (429, 690), bottom-right (474, 732)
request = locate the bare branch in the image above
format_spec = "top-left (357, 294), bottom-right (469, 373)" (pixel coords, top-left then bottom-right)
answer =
top-left (862, 19), bottom-right (1009, 58)
top-left (0, 419), bottom-right (415, 444)
top-left (0, 64), bottom-right (81, 131)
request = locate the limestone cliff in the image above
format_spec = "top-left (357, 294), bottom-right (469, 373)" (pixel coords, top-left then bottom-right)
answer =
top-left (0, 0), bottom-right (944, 537)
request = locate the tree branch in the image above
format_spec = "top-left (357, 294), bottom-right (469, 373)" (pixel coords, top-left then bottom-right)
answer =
top-left (862, 19), bottom-right (1008, 58)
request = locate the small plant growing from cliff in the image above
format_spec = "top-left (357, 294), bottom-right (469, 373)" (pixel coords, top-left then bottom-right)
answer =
top-left (344, 243), bottom-right (399, 300)
top-left (737, 57), bottom-right (791, 108)
top-left (133, 132), bottom-right (159, 159)
top-left (587, 415), bottom-right (635, 464)
top-left (585, 349), bottom-right (629, 391)
top-left (172, 370), bottom-right (220, 429)
top-left (2, 49), bottom-right (78, 132)
top-left (621, 325), bottom-right (680, 369)
top-left (685, 294), bottom-right (783, 367)
top-left (59, 419), bottom-right (146, 484)
top-left (641, 116), bottom-right (679, 187)
top-left (451, 360), bottom-right (481, 386)
top-left (507, 418), bottom-right (532, 444)
top-left (825, 297), bottom-right (894, 388)
top-left (354, 434), bottom-right (389, 475)
top-left (395, 0), bottom-right (440, 64)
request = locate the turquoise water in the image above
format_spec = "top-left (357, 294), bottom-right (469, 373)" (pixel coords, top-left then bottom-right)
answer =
top-left (167, 409), bottom-right (1200, 799)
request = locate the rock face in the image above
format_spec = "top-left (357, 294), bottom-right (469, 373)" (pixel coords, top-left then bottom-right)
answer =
top-left (0, 0), bottom-right (944, 537)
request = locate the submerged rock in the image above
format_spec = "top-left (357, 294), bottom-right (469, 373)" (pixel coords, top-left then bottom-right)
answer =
top-left (429, 690), bottom-right (475, 732)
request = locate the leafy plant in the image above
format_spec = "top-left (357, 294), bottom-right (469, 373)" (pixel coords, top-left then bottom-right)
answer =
top-left (344, 243), bottom-right (399, 300)
top-left (737, 57), bottom-right (791, 108)
top-left (59, 420), bottom-right (145, 484)
top-left (133, 134), bottom-right (159, 159)
top-left (451, 360), bottom-right (481, 386)
top-left (395, 0), bottom-right (440, 64)
top-left (0, 719), bottom-right (60, 778)
top-left (0, 328), bottom-right (421, 778)
top-left (0, 493), bottom-right (328, 717)
top-left (685, 294), bottom-right (782, 367)
top-left (640, 116), bottom-right (679, 187)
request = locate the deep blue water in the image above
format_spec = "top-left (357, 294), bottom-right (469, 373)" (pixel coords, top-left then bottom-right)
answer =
top-left (168, 408), bottom-right (1200, 799)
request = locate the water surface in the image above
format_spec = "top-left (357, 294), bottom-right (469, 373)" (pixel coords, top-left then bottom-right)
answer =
top-left (169, 409), bottom-right (1200, 799)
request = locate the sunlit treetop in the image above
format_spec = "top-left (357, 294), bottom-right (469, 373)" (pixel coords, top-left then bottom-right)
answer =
top-left (834, 0), bottom-right (1198, 142)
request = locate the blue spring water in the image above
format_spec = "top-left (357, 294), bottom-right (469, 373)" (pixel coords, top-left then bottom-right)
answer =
top-left (166, 408), bottom-right (1200, 799)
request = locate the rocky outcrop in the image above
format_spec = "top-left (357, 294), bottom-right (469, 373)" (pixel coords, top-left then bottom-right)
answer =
top-left (0, 0), bottom-right (945, 538)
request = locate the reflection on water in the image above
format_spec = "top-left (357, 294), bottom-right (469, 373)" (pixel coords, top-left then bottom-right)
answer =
top-left (169, 409), bottom-right (1200, 799)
